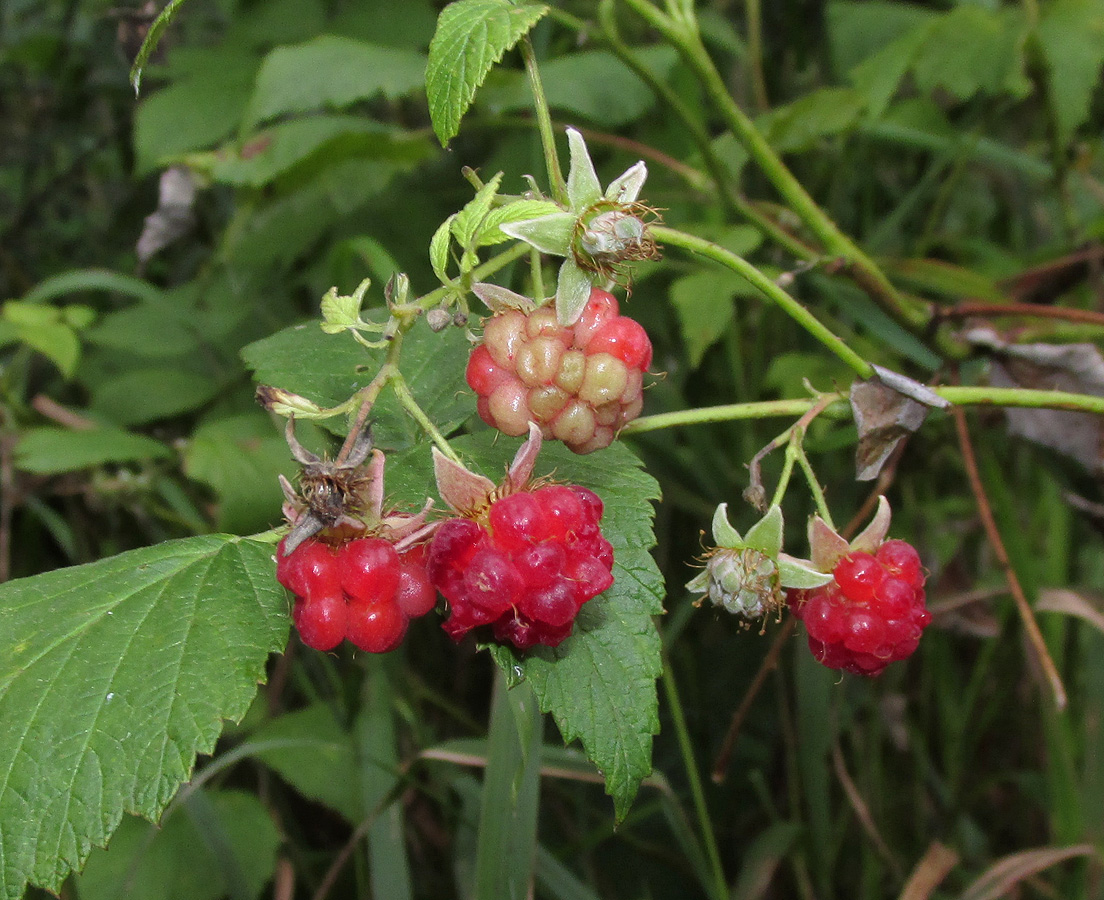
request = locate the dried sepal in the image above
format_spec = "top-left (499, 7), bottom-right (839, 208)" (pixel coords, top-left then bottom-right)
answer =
top-left (807, 496), bottom-right (894, 573)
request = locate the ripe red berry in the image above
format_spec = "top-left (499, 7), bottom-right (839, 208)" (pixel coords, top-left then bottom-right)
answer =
top-left (293, 592), bottom-right (347, 651)
top-left (277, 538), bottom-right (340, 598)
top-left (790, 539), bottom-right (928, 676)
top-left (346, 598), bottom-right (408, 653)
top-left (428, 483), bottom-right (614, 650)
top-left (338, 538), bottom-right (402, 604)
top-left (468, 288), bottom-right (650, 453)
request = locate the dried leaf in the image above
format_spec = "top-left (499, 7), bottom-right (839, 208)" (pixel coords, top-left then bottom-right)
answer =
top-left (1037, 588), bottom-right (1104, 636)
top-left (136, 167), bottom-right (197, 267)
top-left (957, 843), bottom-right (1098, 900)
top-left (968, 329), bottom-right (1104, 473)
top-left (896, 842), bottom-right (959, 900)
top-left (850, 366), bottom-right (949, 481)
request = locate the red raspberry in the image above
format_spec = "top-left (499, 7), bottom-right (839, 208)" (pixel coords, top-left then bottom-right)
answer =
top-left (346, 597), bottom-right (408, 653)
top-left (277, 534), bottom-right (438, 654)
top-left (468, 288), bottom-right (650, 453)
top-left (427, 483), bottom-right (614, 649)
top-left (292, 592), bottom-right (347, 651)
top-left (789, 542), bottom-right (929, 676)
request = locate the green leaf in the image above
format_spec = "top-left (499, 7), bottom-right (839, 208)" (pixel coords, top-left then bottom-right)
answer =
top-left (134, 58), bottom-right (258, 174)
top-left (430, 214), bottom-right (457, 282)
top-left (0, 316), bottom-right (80, 376)
top-left (670, 269), bottom-right (761, 369)
top-left (245, 36), bottom-right (427, 128)
top-left (204, 117), bottom-right (432, 188)
top-left (451, 172), bottom-right (504, 250)
top-left (911, 6), bottom-right (1030, 102)
top-left (1036, 0), bottom-right (1104, 147)
top-left (478, 48), bottom-right (678, 127)
top-left (0, 536), bottom-right (289, 900)
top-left (499, 211), bottom-right (575, 255)
top-left (15, 426), bottom-right (172, 475)
top-left (129, 0), bottom-right (194, 94)
top-left (759, 87), bottom-right (867, 153)
top-left (90, 368), bottom-right (221, 426)
top-left (251, 704), bottom-right (361, 822)
top-left (183, 415), bottom-right (296, 534)
top-left (241, 316), bottom-right (472, 448)
top-left (74, 789), bottom-right (279, 900)
top-left (426, 0), bottom-right (549, 146)
top-left (20, 269), bottom-right (163, 307)
top-left (477, 200), bottom-right (564, 247)
top-left (468, 437), bottom-right (663, 822)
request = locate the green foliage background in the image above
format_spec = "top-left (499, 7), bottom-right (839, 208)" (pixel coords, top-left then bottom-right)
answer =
top-left (4, 0), bottom-right (1104, 898)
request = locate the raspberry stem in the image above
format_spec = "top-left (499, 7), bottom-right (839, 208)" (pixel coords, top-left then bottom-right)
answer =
top-left (519, 36), bottom-right (569, 207)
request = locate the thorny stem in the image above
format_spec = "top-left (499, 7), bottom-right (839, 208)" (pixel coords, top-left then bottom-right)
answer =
top-left (651, 225), bottom-right (876, 379)
top-left (529, 247), bottom-right (546, 300)
top-left (520, 36), bottom-right (568, 206)
top-left (795, 435), bottom-right (834, 529)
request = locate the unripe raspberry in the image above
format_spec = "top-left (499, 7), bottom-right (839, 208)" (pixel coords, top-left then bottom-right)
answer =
top-left (469, 288), bottom-right (650, 453)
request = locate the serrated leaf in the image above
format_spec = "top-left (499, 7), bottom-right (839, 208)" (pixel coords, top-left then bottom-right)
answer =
top-left (241, 315), bottom-right (471, 448)
top-left (0, 536), bottom-right (289, 900)
top-left (555, 258), bottom-right (595, 326)
top-left (245, 36), bottom-right (427, 128)
top-left (462, 437), bottom-right (662, 821)
top-left (426, 0), bottom-right (549, 146)
top-left (430, 214), bottom-right (457, 282)
top-left (452, 172), bottom-right (504, 250)
top-left (1036, 0), bottom-right (1104, 147)
top-left (15, 426), bottom-right (172, 475)
top-left (477, 200), bottom-right (563, 247)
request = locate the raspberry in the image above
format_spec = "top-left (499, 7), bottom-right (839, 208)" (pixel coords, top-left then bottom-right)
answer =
top-left (427, 483), bottom-right (615, 649)
top-left (468, 288), bottom-right (650, 453)
top-left (292, 592), bottom-right (347, 652)
top-left (346, 597), bottom-right (408, 653)
top-left (277, 535), bottom-right (438, 653)
top-left (789, 540), bottom-right (929, 676)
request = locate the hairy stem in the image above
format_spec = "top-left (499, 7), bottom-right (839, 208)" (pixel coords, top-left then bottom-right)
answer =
top-left (652, 225), bottom-right (875, 378)
top-left (520, 36), bottom-right (568, 205)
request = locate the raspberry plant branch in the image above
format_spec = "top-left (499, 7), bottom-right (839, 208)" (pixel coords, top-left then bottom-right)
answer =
top-left (416, 242), bottom-right (531, 311)
top-left (593, 1), bottom-right (814, 261)
top-left (624, 386), bottom-right (1104, 437)
top-left (519, 36), bottom-right (568, 207)
top-left (650, 226), bottom-right (876, 379)
top-left (950, 399), bottom-right (1068, 710)
top-left (618, 0), bottom-right (927, 331)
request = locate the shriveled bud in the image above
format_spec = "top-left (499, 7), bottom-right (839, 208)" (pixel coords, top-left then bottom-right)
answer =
top-left (426, 308), bottom-right (452, 332)
top-left (256, 385), bottom-right (325, 418)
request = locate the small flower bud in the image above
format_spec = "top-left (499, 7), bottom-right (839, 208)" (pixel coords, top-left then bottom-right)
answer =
top-left (256, 385), bottom-right (325, 418)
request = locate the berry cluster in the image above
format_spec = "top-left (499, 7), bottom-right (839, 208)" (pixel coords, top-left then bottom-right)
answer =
top-left (466, 288), bottom-right (651, 454)
top-left (277, 537), bottom-right (436, 652)
top-left (427, 484), bottom-right (614, 649)
top-left (788, 540), bottom-right (930, 676)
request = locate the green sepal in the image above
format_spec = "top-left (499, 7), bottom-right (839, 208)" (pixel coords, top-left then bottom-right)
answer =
top-left (743, 505), bottom-right (784, 556)
top-left (554, 258), bottom-right (595, 326)
top-left (709, 503), bottom-right (743, 548)
top-left (777, 554), bottom-right (833, 589)
top-left (499, 212), bottom-right (575, 255)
